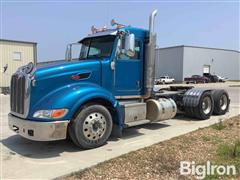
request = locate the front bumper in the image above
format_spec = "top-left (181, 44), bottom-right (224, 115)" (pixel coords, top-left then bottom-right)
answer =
top-left (8, 114), bottom-right (69, 141)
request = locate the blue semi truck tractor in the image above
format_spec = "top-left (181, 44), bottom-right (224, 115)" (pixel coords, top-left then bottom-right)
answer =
top-left (8, 10), bottom-right (230, 149)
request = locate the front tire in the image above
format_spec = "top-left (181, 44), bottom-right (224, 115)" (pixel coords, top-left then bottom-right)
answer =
top-left (69, 104), bottom-right (113, 149)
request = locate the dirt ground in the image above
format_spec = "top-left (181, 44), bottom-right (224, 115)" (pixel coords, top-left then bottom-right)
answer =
top-left (63, 115), bottom-right (240, 180)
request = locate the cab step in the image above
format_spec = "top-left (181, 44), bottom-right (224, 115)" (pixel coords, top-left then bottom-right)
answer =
top-left (124, 119), bottom-right (151, 128)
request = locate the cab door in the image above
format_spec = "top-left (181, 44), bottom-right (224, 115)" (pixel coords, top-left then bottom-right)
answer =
top-left (114, 40), bottom-right (143, 96)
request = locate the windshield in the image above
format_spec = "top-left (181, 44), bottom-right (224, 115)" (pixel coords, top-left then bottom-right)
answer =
top-left (79, 35), bottom-right (116, 60)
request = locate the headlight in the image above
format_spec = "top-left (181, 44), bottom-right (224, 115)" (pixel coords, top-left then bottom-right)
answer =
top-left (33, 109), bottom-right (68, 119)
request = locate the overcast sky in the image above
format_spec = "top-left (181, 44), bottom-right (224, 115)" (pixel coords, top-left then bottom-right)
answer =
top-left (1, 1), bottom-right (239, 62)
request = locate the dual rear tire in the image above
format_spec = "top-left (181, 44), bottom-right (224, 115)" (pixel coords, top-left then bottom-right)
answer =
top-left (185, 90), bottom-right (229, 120)
top-left (212, 90), bottom-right (230, 115)
top-left (185, 91), bottom-right (214, 120)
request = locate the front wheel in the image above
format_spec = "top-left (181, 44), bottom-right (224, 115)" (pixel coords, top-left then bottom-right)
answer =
top-left (69, 104), bottom-right (113, 149)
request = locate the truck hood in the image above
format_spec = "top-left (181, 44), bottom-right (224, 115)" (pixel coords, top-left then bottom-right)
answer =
top-left (35, 59), bottom-right (101, 81)
top-left (31, 59), bottom-right (102, 105)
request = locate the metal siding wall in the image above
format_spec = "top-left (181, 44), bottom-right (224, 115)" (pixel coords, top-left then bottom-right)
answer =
top-left (183, 47), bottom-right (240, 80)
top-left (0, 41), bottom-right (34, 87)
top-left (155, 47), bottom-right (184, 81)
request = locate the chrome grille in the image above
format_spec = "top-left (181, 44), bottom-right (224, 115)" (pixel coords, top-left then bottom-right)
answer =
top-left (10, 73), bottom-right (26, 115)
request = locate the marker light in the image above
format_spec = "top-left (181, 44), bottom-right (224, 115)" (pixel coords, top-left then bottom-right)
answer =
top-left (51, 109), bottom-right (68, 119)
top-left (33, 109), bottom-right (68, 119)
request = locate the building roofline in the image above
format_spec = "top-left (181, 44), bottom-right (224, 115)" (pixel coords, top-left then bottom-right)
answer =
top-left (0, 39), bottom-right (37, 45)
top-left (156, 45), bottom-right (184, 51)
top-left (156, 45), bottom-right (240, 53)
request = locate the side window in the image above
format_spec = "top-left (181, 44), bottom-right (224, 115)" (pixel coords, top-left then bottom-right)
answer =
top-left (13, 52), bottom-right (21, 61)
top-left (118, 39), bottom-right (141, 60)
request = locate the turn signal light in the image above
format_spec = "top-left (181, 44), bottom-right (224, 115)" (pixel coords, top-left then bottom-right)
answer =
top-left (51, 109), bottom-right (68, 119)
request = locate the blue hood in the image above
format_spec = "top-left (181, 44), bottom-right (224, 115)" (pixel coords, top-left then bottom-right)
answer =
top-left (35, 60), bottom-right (100, 80)
top-left (31, 59), bottom-right (102, 106)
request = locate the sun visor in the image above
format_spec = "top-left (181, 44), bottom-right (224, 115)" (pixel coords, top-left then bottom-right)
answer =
top-left (79, 29), bottom-right (118, 43)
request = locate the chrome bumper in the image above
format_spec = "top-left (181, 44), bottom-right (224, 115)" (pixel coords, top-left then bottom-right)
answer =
top-left (8, 114), bottom-right (69, 141)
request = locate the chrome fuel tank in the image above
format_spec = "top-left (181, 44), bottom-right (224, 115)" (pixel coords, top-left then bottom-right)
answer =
top-left (146, 98), bottom-right (177, 121)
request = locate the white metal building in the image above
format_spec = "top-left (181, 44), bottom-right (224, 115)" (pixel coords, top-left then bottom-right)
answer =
top-left (155, 45), bottom-right (240, 82)
top-left (0, 39), bottom-right (37, 88)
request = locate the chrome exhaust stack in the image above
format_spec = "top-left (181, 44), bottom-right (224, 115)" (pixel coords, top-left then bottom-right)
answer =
top-left (149, 9), bottom-right (158, 44)
top-left (143, 9), bottom-right (157, 99)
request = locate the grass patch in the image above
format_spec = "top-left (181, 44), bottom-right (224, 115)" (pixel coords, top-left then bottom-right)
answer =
top-left (204, 141), bottom-right (240, 179)
top-left (211, 136), bottom-right (224, 145)
top-left (218, 141), bottom-right (240, 159)
top-left (211, 120), bottom-right (226, 130)
top-left (202, 135), bottom-right (211, 142)
top-left (201, 135), bottom-right (223, 144)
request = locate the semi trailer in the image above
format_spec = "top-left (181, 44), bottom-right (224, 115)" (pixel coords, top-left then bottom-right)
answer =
top-left (8, 10), bottom-right (230, 149)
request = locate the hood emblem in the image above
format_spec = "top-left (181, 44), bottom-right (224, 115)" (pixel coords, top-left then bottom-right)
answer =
top-left (71, 72), bottom-right (91, 80)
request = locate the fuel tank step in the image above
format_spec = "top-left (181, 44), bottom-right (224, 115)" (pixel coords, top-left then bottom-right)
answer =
top-left (124, 119), bottom-right (151, 128)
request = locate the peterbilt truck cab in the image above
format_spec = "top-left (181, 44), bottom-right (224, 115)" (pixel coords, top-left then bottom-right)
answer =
top-left (8, 10), bottom-right (230, 149)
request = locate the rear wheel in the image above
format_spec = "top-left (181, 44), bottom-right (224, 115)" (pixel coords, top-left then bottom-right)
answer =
top-left (185, 91), bottom-right (214, 120)
top-left (195, 92), bottom-right (214, 119)
top-left (69, 104), bottom-right (113, 149)
top-left (212, 90), bottom-right (230, 115)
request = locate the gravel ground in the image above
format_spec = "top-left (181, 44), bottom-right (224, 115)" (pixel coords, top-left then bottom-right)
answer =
top-left (62, 115), bottom-right (240, 180)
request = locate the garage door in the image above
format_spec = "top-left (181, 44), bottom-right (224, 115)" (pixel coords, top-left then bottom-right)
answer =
top-left (203, 65), bottom-right (210, 74)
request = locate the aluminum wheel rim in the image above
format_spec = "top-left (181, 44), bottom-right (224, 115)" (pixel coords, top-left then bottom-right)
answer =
top-left (220, 94), bottom-right (228, 110)
top-left (202, 96), bottom-right (212, 114)
top-left (83, 112), bottom-right (106, 141)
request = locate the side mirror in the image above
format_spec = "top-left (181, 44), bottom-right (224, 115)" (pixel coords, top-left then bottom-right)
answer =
top-left (124, 33), bottom-right (135, 57)
top-left (65, 44), bottom-right (72, 61)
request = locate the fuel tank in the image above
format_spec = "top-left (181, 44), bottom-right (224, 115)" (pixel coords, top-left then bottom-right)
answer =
top-left (146, 98), bottom-right (177, 121)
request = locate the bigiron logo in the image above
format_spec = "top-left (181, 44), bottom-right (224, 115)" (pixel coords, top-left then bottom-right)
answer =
top-left (180, 161), bottom-right (237, 179)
